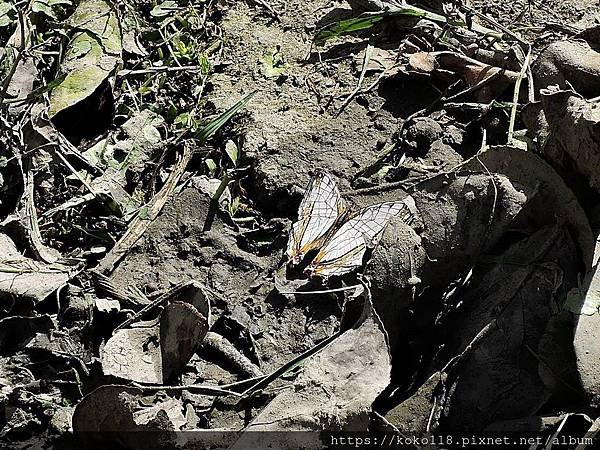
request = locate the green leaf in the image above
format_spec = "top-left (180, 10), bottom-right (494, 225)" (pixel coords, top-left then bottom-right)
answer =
top-left (150, 0), bottom-right (177, 18)
top-left (137, 206), bottom-right (149, 220)
top-left (198, 53), bottom-right (210, 75)
top-left (48, 0), bottom-right (122, 118)
top-left (224, 140), bottom-right (238, 166)
top-left (32, 0), bottom-right (58, 19)
top-left (228, 196), bottom-right (241, 216)
top-left (564, 285), bottom-right (600, 315)
top-left (174, 111), bottom-right (199, 132)
top-left (174, 111), bottom-right (190, 125)
top-left (314, 15), bottom-right (384, 45)
top-left (196, 91), bottom-right (255, 144)
top-left (0, 2), bottom-right (14, 27)
top-left (260, 47), bottom-right (286, 78)
top-left (205, 158), bottom-right (217, 175)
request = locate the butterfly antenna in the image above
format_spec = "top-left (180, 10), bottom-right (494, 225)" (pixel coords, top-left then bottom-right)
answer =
top-left (278, 284), bottom-right (363, 295)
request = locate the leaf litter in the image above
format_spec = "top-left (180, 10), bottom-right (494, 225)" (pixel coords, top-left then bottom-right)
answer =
top-left (1, 0), bottom-right (600, 448)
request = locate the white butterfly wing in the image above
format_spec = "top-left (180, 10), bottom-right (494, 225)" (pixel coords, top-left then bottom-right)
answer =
top-left (286, 171), bottom-right (346, 264)
top-left (305, 200), bottom-right (415, 278)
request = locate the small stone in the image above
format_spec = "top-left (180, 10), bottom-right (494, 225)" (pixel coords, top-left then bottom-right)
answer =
top-left (404, 117), bottom-right (443, 154)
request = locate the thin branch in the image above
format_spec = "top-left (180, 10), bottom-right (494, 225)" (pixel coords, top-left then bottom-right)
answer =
top-left (507, 45), bottom-right (532, 144)
top-left (461, 5), bottom-right (529, 46)
top-left (95, 143), bottom-right (194, 274)
top-left (336, 43), bottom-right (374, 117)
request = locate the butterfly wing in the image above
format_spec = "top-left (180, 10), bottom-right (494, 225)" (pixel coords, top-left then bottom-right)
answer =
top-left (286, 171), bottom-right (346, 265)
top-left (305, 199), bottom-right (415, 278)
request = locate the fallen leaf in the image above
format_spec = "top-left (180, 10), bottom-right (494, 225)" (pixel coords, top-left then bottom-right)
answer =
top-left (101, 282), bottom-right (211, 383)
top-left (48, 0), bottom-right (122, 118)
top-left (0, 233), bottom-right (71, 304)
top-left (160, 302), bottom-right (209, 381)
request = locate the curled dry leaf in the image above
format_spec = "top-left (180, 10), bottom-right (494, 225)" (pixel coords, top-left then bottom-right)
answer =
top-left (533, 39), bottom-right (600, 96)
top-left (540, 88), bottom-right (600, 194)
top-left (413, 171), bottom-right (530, 288)
top-left (101, 282), bottom-right (210, 383)
top-left (4, 15), bottom-right (37, 116)
top-left (72, 385), bottom-right (182, 448)
top-left (366, 218), bottom-right (425, 350)
top-left (0, 233), bottom-right (71, 305)
top-left (385, 371), bottom-right (442, 433)
top-left (461, 145), bottom-right (595, 267)
top-left (100, 326), bottom-right (162, 383)
top-left (408, 51), bottom-right (519, 102)
top-left (160, 301), bottom-right (209, 381)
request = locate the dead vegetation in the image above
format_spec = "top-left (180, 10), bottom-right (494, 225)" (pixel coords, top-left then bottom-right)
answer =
top-left (1, 0), bottom-right (600, 448)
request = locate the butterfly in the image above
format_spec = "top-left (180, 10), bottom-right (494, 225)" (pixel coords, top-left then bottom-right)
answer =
top-left (286, 171), bottom-right (416, 279)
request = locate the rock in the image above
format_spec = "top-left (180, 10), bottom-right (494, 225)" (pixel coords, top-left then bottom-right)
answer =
top-left (404, 117), bottom-right (443, 154)
top-left (48, 406), bottom-right (74, 434)
top-left (427, 139), bottom-right (463, 169)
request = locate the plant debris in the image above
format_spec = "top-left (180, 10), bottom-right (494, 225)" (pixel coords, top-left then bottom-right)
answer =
top-left (2, 0), bottom-right (600, 448)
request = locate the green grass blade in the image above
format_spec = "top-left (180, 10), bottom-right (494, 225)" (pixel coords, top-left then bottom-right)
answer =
top-left (196, 91), bottom-right (256, 144)
top-left (314, 15), bottom-right (384, 45)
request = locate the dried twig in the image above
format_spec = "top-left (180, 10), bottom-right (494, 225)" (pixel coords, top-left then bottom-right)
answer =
top-left (507, 45), bottom-right (532, 144)
top-left (237, 329), bottom-right (344, 401)
top-left (336, 43), bottom-right (374, 116)
top-left (201, 332), bottom-right (264, 378)
top-left (278, 284), bottom-right (362, 295)
top-left (133, 382), bottom-right (242, 397)
top-left (461, 5), bottom-right (529, 46)
top-left (95, 143), bottom-right (194, 274)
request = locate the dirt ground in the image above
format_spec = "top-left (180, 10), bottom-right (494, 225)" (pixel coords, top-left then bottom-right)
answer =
top-left (1, 0), bottom-right (600, 448)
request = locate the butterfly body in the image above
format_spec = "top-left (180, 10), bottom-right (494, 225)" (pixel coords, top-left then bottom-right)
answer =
top-left (286, 171), bottom-right (416, 280)
top-left (286, 171), bottom-right (348, 265)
